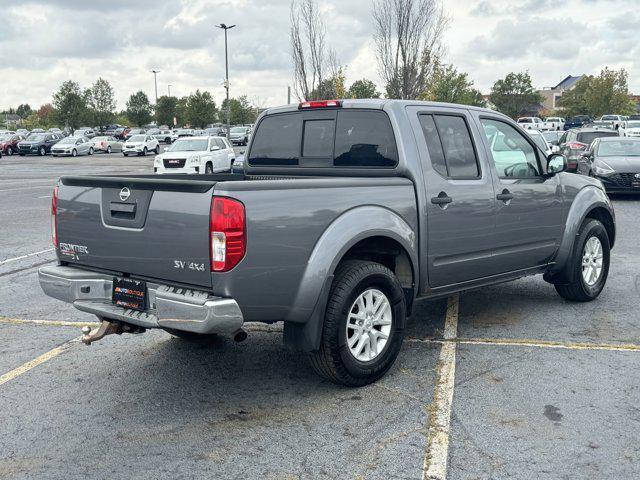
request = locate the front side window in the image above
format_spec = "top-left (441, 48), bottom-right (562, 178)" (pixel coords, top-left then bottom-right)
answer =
top-left (482, 118), bottom-right (541, 178)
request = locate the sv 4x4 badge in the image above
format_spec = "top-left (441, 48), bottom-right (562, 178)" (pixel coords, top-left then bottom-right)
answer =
top-left (174, 260), bottom-right (206, 272)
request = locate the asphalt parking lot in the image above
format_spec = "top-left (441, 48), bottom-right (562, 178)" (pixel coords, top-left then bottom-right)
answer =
top-left (1, 153), bottom-right (640, 479)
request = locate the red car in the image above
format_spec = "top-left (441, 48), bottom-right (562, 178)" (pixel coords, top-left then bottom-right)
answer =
top-left (0, 134), bottom-right (24, 156)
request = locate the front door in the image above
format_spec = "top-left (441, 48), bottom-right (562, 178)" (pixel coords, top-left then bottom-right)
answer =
top-left (409, 106), bottom-right (497, 288)
top-left (477, 115), bottom-right (564, 273)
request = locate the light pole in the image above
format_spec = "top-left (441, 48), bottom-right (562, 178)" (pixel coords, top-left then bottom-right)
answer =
top-left (151, 70), bottom-right (160, 104)
top-left (216, 23), bottom-right (235, 138)
top-left (168, 84), bottom-right (173, 97)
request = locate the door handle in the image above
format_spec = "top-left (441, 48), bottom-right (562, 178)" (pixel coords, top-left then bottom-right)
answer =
top-left (431, 192), bottom-right (453, 206)
top-left (496, 190), bottom-right (514, 202)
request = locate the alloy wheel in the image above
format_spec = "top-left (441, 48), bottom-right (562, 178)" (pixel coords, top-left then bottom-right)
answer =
top-left (345, 288), bottom-right (392, 362)
top-left (582, 236), bottom-right (604, 286)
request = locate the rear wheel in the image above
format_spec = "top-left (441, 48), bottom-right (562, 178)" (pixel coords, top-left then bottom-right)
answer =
top-left (554, 219), bottom-right (610, 302)
top-left (205, 162), bottom-right (213, 174)
top-left (154, 145), bottom-right (160, 154)
top-left (309, 260), bottom-right (406, 386)
top-left (39, 146), bottom-right (46, 156)
top-left (7, 146), bottom-right (13, 155)
top-left (123, 153), bottom-right (128, 157)
top-left (71, 149), bottom-right (77, 157)
top-left (142, 147), bottom-right (147, 156)
top-left (88, 147), bottom-right (94, 156)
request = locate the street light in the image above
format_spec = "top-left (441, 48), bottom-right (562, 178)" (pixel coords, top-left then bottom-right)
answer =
top-left (151, 70), bottom-right (160, 104)
top-left (216, 23), bottom-right (235, 138)
top-left (168, 84), bottom-right (173, 97)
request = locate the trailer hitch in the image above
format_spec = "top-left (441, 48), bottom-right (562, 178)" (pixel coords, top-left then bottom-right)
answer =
top-left (81, 319), bottom-right (146, 345)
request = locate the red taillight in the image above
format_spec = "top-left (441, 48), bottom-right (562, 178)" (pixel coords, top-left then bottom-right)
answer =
top-left (210, 197), bottom-right (245, 272)
top-left (51, 186), bottom-right (58, 247)
top-left (298, 100), bottom-right (342, 109)
top-left (568, 142), bottom-right (587, 150)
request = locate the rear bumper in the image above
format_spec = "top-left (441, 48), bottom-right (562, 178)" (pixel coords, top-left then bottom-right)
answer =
top-left (38, 265), bottom-right (244, 335)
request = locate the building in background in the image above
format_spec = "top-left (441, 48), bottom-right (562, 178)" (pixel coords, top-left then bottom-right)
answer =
top-left (539, 75), bottom-right (584, 112)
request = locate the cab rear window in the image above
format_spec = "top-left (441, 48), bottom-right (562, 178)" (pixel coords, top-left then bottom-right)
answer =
top-left (248, 110), bottom-right (398, 168)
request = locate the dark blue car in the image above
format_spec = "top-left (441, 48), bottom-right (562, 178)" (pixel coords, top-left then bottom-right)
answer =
top-left (564, 115), bottom-right (593, 130)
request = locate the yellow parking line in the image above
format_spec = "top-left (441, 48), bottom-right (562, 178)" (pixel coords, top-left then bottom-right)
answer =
top-left (423, 294), bottom-right (459, 480)
top-left (0, 317), bottom-right (98, 328)
top-left (407, 336), bottom-right (640, 353)
top-left (0, 339), bottom-right (78, 387)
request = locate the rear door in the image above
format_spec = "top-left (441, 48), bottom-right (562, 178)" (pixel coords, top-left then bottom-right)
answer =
top-left (476, 115), bottom-right (564, 272)
top-left (408, 106), bottom-right (497, 288)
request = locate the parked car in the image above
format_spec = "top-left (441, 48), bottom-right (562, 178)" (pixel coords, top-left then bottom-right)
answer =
top-left (175, 128), bottom-right (194, 137)
top-left (599, 115), bottom-right (624, 130)
top-left (564, 115), bottom-right (592, 130)
top-left (51, 136), bottom-right (94, 157)
top-left (229, 126), bottom-right (251, 145)
top-left (205, 127), bottom-right (226, 137)
top-left (115, 127), bottom-right (130, 140)
top-left (558, 127), bottom-right (619, 172)
top-left (92, 136), bottom-right (123, 153)
top-left (148, 128), bottom-right (177, 144)
top-left (629, 115), bottom-right (640, 121)
top-left (542, 117), bottom-right (565, 131)
top-left (578, 137), bottom-right (640, 193)
top-left (231, 153), bottom-right (244, 174)
top-left (154, 136), bottom-right (235, 174)
top-left (17, 132), bottom-right (61, 156)
top-left (124, 128), bottom-right (146, 140)
top-left (526, 129), bottom-right (554, 156)
top-left (31, 128), bottom-right (45, 134)
top-left (122, 134), bottom-right (159, 156)
top-left (75, 128), bottom-right (96, 139)
top-left (516, 117), bottom-right (544, 130)
top-left (619, 120), bottom-right (640, 137)
top-left (103, 124), bottom-right (124, 136)
top-left (0, 133), bottom-right (25, 155)
top-left (41, 99), bottom-right (616, 386)
top-left (542, 130), bottom-right (563, 146)
top-left (15, 129), bottom-right (29, 137)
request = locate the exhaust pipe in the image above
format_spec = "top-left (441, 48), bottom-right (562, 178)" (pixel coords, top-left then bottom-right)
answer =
top-left (233, 328), bottom-right (248, 343)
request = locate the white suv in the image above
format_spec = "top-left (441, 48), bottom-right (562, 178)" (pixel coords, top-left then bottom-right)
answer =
top-left (154, 136), bottom-right (235, 174)
top-left (517, 117), bottom-right (544, 130)
top-left (123, 134), bottom-right (160, 156)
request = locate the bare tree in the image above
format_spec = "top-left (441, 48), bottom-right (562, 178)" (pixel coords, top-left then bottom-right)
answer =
top-left (372, 0), bottom-right (448, 99)
top-left (290, 0), bottom-right (339, 101)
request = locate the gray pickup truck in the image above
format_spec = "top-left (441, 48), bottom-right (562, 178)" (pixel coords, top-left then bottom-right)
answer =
top-left (40, 99), bottom-right (615, 386)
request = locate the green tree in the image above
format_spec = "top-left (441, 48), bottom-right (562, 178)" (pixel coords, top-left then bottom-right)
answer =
top-left (347, 79), bottom-right (381, 99)
top-left (489, 72), bottom-right (542, 118)
top-left (185, 90), bottom-right (217, 128)
top-left (175, 97), bottom-right (189, 127)
top-left (16, 104), bottom-right (32, 118)
top-left (126, 91), bottom-right (153, 127)
top-left (52, 80), bottom-right (88, 129)
top-left (156, 95), bottom-right (179, 127)
top-left (422, 64), bottom-right (486, 107)
top-left (221, 96), bottom-right (257, 125)
top-left (37, 104), bottom-right (56, 128)
top-left (86, 78), bottom-right (116, 130)
top-left (560, 68), bottom-right (635, 118)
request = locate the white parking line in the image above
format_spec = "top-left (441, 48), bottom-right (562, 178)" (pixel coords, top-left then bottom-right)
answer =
top-left (0, 338), bottom-right (78, 387)
top-left (0, 248), bottom-right (54, 266)
top-left (423, 294), bottom-right (459, 480)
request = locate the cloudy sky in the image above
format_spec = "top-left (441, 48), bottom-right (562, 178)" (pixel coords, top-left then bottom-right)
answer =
top-left (0, 0), bottom-right (638, 111)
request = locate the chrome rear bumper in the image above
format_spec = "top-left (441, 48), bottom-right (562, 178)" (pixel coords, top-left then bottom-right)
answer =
top-left (38, 265), bottom-right (243, 335)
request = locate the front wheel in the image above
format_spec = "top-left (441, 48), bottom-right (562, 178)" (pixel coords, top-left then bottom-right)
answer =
top-left (39, 146), bottom-right (46, 156)
top-left (142, 147), bottom-right (147, 156)
top-left (154, 145), bottom-right (160, 154)
top-left (309, 260), bottom-right (406, 386)
top-left (88, 147), bottom-right (93, 156)
top-left (554, 219), bottom-right (610, 302)
top-left (7, 146), bottom-right (13, 155)
top-left (72, 149), bottom-right (77, 157)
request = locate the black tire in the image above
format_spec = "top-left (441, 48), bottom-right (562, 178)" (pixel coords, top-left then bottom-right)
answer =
top-left (107, 146), bottom-right (112, 154)
top-left (205, 162), bottom-right (213, 174)
top-left (142, 147), bottom-right (147, 156)
top-left (165, 137), bottom-right (171, 144)
top-left (123, 153), bottom-right (128, 157)
top-left (554, 219), bottom-right (610, 302)
top-left (309, 260), bottom-right (406, 387)
top-left (154, 145), bottom-right (160, 154)
top-left (39, 146), bottom-right (46, 156)
top-left (71, 149), bottom-right (77, 157)
top-left (88, 147), bottom-right (93, 156)
top-left (7, 146), bottom-right (13, 155)
top-left (19, 153), bottom-right (25, 156)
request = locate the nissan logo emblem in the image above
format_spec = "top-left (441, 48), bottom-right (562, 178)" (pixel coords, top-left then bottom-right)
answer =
top-left (119, 187), bottom-right (131, 201)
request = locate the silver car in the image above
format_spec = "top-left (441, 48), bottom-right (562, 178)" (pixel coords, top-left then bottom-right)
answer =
top-left (51, 136), bottom-right (94, 157)
top-left (93, 136), bottom-right (123, 153)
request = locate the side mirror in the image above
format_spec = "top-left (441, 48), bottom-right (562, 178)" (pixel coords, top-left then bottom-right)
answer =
top-left (547, 154), bottom-right (567, 175)
top-left (210, 145), bottom-right (220, 151)
top-left (551, 145), bottom-right (560, 153)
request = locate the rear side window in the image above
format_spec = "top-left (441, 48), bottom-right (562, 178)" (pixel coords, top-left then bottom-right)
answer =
top-left (420, 114), bottom-right (479, 178)
top-left (249, 114), bottom-right (301, 166)
top-left (215, 138), bottom-right (226, 149)
top-left (418, 115), bottom-right (447, 177)
top-left (334, 111), bottom-right (398, 167)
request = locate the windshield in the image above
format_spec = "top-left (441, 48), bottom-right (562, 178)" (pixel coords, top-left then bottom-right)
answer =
top-left (626, 121), bottom-right (640, 129)
top-left (529, 133), bottom-right (548, 151)
top-left (597, 140), bottom-right (640, 157)
top-left (27, 134), bottom-right (46, 141)
top-left (230, 127), bottom-right (248, 133)
top-left (128, 135), bottom-right (146, 142)
top-left (601, 116), bottom-right (617, 121)
top-left (168, 139), bottom-right (208, 152)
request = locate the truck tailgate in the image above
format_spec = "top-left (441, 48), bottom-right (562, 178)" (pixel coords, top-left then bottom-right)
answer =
top-left (56, 175), bottom-right (220, 288)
